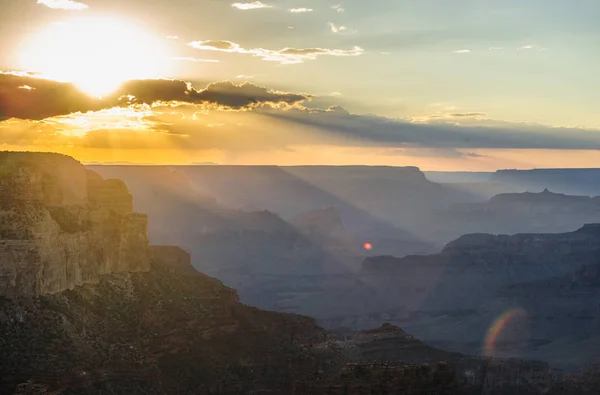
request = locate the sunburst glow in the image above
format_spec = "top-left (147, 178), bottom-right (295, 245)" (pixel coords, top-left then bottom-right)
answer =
top-left (17, 17), bottom-right (170, 97)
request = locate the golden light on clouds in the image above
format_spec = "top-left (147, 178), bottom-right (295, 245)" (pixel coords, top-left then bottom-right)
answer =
top-left (17, 17), bottom-right (171, 97)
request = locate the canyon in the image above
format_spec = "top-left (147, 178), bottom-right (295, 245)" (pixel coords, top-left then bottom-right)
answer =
top-left (4, 154), bottom-right (600, 393)
top-left (1, 152), bottom-right (590, 394)
top-left (88, 164), bottom-right (600, 371)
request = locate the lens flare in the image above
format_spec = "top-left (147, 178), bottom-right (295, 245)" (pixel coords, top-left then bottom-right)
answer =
top-left (363, 242), bottom-right (373, 250)
top-left (483, 308), bottom-right (527, 357)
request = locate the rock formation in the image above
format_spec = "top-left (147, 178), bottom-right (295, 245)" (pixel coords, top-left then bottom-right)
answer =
top-left (459, 257), bottom-right (600, 369)
top-left (0, 153), bottom-right (585, 394)
top-left (430, 189), bottom-right (600, 244)
top-left (312, 225), bottom-right (600, 365)
top-left (89, 164), bottom-right (442, 255)
top-left (0, 152), bottom-right (149, 297)
top-left (491, 168), bottom-right (600, 196)
top-left (0, 153), bottom-right (340, 393)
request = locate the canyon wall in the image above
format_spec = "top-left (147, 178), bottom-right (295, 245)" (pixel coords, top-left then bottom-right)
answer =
top-left (0, 152), bottom-right (149, 297)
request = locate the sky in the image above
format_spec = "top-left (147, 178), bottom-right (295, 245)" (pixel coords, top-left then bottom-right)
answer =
top-left (1, 0), bottom-right (600, 170)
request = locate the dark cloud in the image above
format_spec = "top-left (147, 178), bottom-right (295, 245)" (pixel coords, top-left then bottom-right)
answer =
top-left (0, 73), bottom-right (101, 121)
top-left (383, 148), bottom-right (485, 159)
top-left (0, 73), bottom-right (309, 120)
top-left (190, 81), bottom-right (308, 108)
top-left (258, 106), bottom-right (600, 151)
top-left (116, 79), bottom-right (309, 108)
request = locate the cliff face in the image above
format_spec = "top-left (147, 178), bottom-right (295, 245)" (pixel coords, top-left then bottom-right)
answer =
top-left (364, 224), bottom-right (600, 274)
top-left (0, 152), bottom-right (149, 297)
top-left (426, 189), bottom-right (600, 245)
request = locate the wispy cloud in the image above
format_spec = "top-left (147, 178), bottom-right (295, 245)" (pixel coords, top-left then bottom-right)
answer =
top-left (189, 40), bottom-right (364, 64)
top-left (172, 57), bottom-right (220, 63)
top-left (452, 49), bottom-right (471, 54)
top-left (332, 4), bottom-right (344, 12)
top-left (329, 23), bottom-right (347, 33)
top-left (236, 75), bottom-right (255, 79)
top-left (37, 0), bottom-right (88, 10)
top-left (231, 1), bottom-right (272, 10)
top-left (488, 46), bottom-right (504, 51)
top-left (166, 35), bottom-right (181, 40)
top-left (329, 22), bottom-right (356, 34)
top-left (384, 147), bottom-right (484, 159)
top-left (449, 112), bottom-right (487, 118)
top-left (289, 8), bottom-right (313, 13)
top-left (519, 45), bottom-right (534, 50)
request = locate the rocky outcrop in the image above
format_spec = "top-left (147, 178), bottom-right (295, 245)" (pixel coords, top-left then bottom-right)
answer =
top-left (364, 224), bottom-right (600, 274)
top-left (306, 324), bottom-right (564, 395)
top-left (0, 152), bottom-right (149, 297)
top-left (149, 245), bottom-right (199, 277)
top-left (0, 257), bottom-right (340, 394)
top-left (428, 189), bottom-right (600, 245)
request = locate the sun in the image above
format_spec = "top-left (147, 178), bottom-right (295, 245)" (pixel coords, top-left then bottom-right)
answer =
top-left (17, 16), bottom-right (170, 97)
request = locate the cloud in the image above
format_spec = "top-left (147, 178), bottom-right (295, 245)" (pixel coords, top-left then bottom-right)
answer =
top-left (6, 74), bottom-right (600, 157)
top-left (383, 148), bottom-right (485, 159)
top-left (332, 4), bottom-right (344, 12)
top-left (289, 8), bottom-right (313, 13)
top-left (0, 73), bottom-right (309, 120)
top-left (115, 80), bottom-right (309, 109)
top-left (452, 49), bottom-right (471, 54)
top-left (189, 40), bottom-right (364, 64)
top-left (231, 1), bottom-right (272, 10)
top-left (519, 45), bottom-right (534, 50)
top-left (258, 105), bottom-right (600, 151)
top-left (329, 22), bottom-right (356, 34)
top-left (37, 0), bottom-right (88, 10)
top-left (449, 112), bottom-right (486, 118)
top-left (0, 72), bottom-right (101, 120)
top-left (172, 57), bottom-right (220, 63)
top-left (236, 75), bottom-right (255, 79)
top-left (488, 46), bottom-right (504, 51)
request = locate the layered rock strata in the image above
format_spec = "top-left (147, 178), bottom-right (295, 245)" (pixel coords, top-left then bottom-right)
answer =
top-left (0, 152), bottom-right (149, 297)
